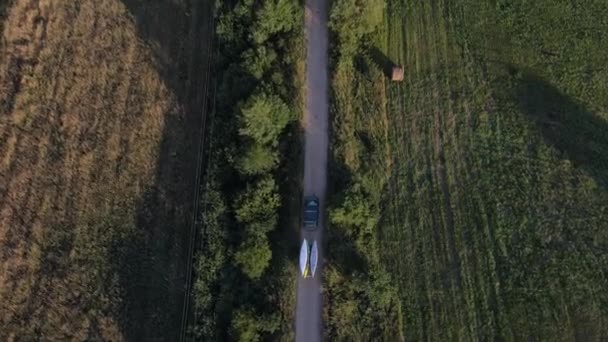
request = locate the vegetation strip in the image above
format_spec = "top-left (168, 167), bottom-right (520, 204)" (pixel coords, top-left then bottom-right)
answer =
top-left (189, 1), bottom-right (304, 340)
top-left (326, 0), bottom-right (608, 340)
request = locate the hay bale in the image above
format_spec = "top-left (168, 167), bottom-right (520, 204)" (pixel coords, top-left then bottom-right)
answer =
top-left (392, 66), bottom-right (404, 81)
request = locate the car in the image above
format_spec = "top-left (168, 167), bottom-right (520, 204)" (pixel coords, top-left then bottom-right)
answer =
top-left (303, 195), bottom-right (319, 229)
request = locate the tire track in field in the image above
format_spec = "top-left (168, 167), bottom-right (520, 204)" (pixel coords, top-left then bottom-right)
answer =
top-left (413, 2), bottom-right (446, 337)
top-left (386, 2), bottom-right (442, 339)
top-left (382, 12), bottom-right (401, 267)
top-left (439, 0), bottom-right (490, 336)
top-left (421, 1), bottom-right (466, 338)
top-left (433, 0), bottom-right (472, 335)
top-left (408, 4), bottom-right (433, 338)
top-left (444, 5), bottom-right (489, 338)
top-left (443, 0), bottom-right (510, 338)
top-left (387, 3), bottom-right (430, 337)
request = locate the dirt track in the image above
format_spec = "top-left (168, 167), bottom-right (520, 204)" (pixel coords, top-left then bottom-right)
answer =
top-left (294, 0), bottom-right (328, 341)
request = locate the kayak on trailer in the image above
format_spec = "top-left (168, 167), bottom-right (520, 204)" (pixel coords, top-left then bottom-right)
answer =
top-left (310, 240), bottom-right (318, 277)
top-left (299, 239), bottom-right (309, 277)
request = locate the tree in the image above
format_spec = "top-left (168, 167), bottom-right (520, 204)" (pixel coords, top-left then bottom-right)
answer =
top-left (252, 0), bottom-right (299, 44)
top-left (231, 310), bottom-right (262, 342)
top-left (236, 143), bottom-right (279, 175)
top-left (216, 0), bottom-right (255, 44)
top-left (329, 0), bottom-right (385, 56)
top-left (230, 309), bottom-right (281, 341)
top-left (234, 176), bottom-right (280, 225)
top-left (330, 184), bottom-right (378, 233)
top-left (239, 93), bottom-right (294, 146)
top-left (234, 235), bottom-right (272, 280)
top-left (241, 46), bottom-right (278, 80)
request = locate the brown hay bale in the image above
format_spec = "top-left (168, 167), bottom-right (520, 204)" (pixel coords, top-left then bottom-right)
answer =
top-left (392, 66), bottom-right (404, 81)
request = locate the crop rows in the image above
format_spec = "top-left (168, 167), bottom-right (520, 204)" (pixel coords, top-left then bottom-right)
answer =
top-left (375, 0), bottom-right (608, 340)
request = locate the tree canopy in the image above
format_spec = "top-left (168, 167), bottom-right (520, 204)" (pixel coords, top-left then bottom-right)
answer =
top-left (231, 310), bottom-right (262, 342)
top-left (330, 0), bottom-right (386, 56)
top-left (236, 143), bottom-right (279, 175)
top-left (234, 176), bottom-right (280, 225)
top-left (239, 93), bottom-right (294, 146)
top-left (252, 0), bottom-right (300, 44)
top-left (234, 236), bottom-right (272, 280)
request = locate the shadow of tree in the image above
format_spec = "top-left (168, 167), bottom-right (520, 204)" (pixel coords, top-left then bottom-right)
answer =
top-left (273, 123), bottom-right (305, 264)
top-left (508, 65), bottom-right (608, 186)
top-left (325, 157), bottom-right (368, 275)
top-left (327, 226), bottom-right (369, 275)
top-left (115, 0), bottom-right (215, 340)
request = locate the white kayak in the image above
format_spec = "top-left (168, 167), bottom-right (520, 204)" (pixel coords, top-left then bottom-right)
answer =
top-left (310, 240), bottom-right (318, 277)
top-left (299, 240), bottom-right (309, 277)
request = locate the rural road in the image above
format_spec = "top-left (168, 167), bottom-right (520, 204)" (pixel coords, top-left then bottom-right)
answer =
top-left (295, 0), bottom-right (329, 341)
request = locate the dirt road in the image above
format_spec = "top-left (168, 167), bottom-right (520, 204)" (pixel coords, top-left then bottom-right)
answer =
top-left (295, 0), bottom-right (328, 341)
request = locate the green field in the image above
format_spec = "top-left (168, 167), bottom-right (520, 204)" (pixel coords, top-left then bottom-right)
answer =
top-left (328, 0), bottom-right (608, 340)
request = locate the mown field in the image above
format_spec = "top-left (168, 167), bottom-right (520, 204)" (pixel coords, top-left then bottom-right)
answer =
top-left (0, 0), bottom-right (213, 340)
top-left (328, 0), bottom-right (608, 340)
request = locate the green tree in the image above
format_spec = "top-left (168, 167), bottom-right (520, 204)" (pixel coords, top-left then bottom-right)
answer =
top-left (239, 93), bottom-right (294, 146)
top-left (252, 0), bottom-right (299, 44)
top-left (234, 235), bottom-right (272, 280)
top-left (231, 309), bottom-right (281, 341)
top-left (231, 310), bottom-right (262, 342)
top-left (329, 0), bottom-right (385, 56)
top-left (241, 46), bottom-right (278, 80)
top-left (330, 184), bottom-right (378, 234)
top-left (216, 0), bottom-right (255, 44)
top-left (236, 143), bottom-right (279, 175)
top-left (234, 176), bottom-right (280, 225)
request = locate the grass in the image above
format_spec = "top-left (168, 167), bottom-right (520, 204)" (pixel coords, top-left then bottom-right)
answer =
top-left (0, 0), bottom-right (213, 340)
top-left (329, 0), bottom-right (608, 340)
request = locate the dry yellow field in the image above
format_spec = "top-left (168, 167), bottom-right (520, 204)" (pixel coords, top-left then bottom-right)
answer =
top-left (0, 0), bottom-right (212, 340)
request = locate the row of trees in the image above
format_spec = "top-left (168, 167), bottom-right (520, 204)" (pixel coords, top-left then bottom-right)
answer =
top-left (192, 0), bottom-right (301, 341)
top-left (226, 0), bottom-right (297, 286)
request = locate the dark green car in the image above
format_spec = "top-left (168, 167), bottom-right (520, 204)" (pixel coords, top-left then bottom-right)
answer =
top-left (303, 196), bottom-right (319, 230)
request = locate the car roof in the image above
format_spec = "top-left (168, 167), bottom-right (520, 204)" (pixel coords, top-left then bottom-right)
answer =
top-left (304, 195), bottom-right (318, 202)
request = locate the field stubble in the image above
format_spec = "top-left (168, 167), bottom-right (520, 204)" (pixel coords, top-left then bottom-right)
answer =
top-left (0, 0), bottom-right (213, 340)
